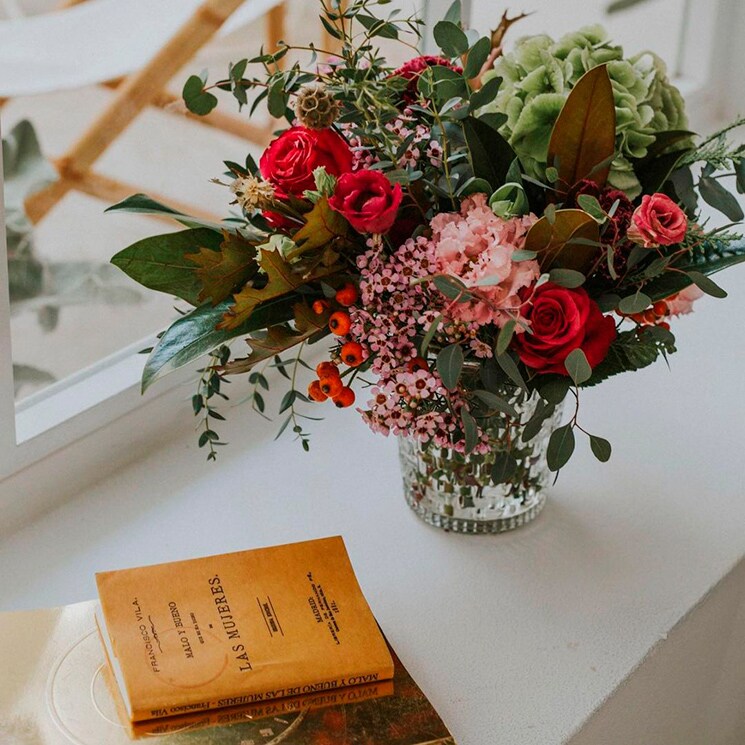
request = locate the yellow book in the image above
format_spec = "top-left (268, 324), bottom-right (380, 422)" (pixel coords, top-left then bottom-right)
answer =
top-left (95, 536), bottom-right (394, 722)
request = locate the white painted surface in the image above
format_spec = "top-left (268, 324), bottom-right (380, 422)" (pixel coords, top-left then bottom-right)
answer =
top-left (1, 265), bottom-right (744, 743)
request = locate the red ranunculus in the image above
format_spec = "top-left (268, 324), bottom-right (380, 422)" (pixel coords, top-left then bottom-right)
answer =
top-left (259, 126), bottom-right (353, 198)
top-left (628, 193), bottom-right (687, 247)
top-left (328, 169), bottom-right (403, 234)
top-left (513, 282), bottom-right (617, 375)
top-left (391, 55), bottom-right (463, 104)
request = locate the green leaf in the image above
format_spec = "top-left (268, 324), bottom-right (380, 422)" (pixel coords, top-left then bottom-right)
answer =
top-left (548, 268), bottom-right (585, 288)
top-left (182, 75), bottom-right (218, 116)
top-left (469, 75), bottom-right (502, 112)
top-left (105, 193), bottom-right (236, 233)
top-left (584, 327), bottom-right (676, 388)
top-left (111, 228), bottom-right (223, 305)
top-left (589, 435), bottom-right (612, 463)
top-left (463, 116), bottom-right (519, 191)
top-left (141, 295), bottom-right (297, 391)
top-left (699, 176), bottom-right (745, 221)
top-left (433, 20), bottom-right (469, 57)
top-left (420, 313), bottom-right (444, 355)
top-left (687, 270), bottom-right (727, 298)
top-left (617, 292), bottom-right (651, 315)
top-left (495, 352), bottom-right (527, 392)
top-left (495, 319), bottom-right (516, 356)
top-left (443, 0), bottom-right (462, 24)
top-left (537, 377), bottom-right (571, 404)
top-left (643, 237), bottom-right (745, 301)
top-left (437, 344), bottom-right (464, 390)
top-left (491, 451), bottom-right (518, 484)
top-left (433, 275), bottom-right (474, 302)
top-left (267, 78), bottom-right (289, 118)
top-left (463, 36), bottom-right (491, 79)
top-left (461, 408), bottom-right (479, 454)
top-left (522, 400), bottom-right (555, 442)
top-left (473, 389), bottom-right (519, 418)
top-left (564, 348), bottom-right (592, 385)
top-left (547, 424), bottom-right (575, 471)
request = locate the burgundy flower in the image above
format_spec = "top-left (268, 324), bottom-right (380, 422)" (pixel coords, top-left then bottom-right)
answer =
top-left (391, 55), bottom-right (463, 105)
top-left (566, 179), bottom-right (634, 244)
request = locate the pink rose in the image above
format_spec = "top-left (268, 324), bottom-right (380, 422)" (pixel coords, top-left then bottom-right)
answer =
top-left (628, 193), bottom-right (687, 247)
top-left (328, 169), bottom-right (403, 234)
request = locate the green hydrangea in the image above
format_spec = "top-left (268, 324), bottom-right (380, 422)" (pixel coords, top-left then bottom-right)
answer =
top-left (480, 25), bottom-right (689, 198)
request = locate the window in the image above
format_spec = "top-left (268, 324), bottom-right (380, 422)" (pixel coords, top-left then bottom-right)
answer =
top-left (0, 0), bottom-right (735, 482)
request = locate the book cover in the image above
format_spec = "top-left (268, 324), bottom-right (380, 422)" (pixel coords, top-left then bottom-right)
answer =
top-left (95, 536), bottom-right (395, 722)
top-left (0, 599), bottom-right (456, 744)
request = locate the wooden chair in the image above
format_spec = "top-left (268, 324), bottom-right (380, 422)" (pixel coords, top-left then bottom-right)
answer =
top-left (0, 0), bottom-right (288, 223)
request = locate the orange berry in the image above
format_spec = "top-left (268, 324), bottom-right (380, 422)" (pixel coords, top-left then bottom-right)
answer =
top-left (316, 361), bottom-right (340, 378)
top-left (407, 356), bottom-right (428, 373)
top-left (335, 282), bottom-right (358, 307)
top-left (340, 341), bottom-right (364, 367)
top-left (329, 311), bottom-right (351, 335)
top-left (312, 299), bottom-right (330, 315)
top-left (307, 380), bottom-right (328, 402)
top-left (652, 301), bottom-right (668, 317)
top-left (658, 321), bottom-right (671, 330)
top-left (333, 386), bottom-right (355, 408)
top-left (320, 375), bottom-right (344, 398)
top-left (643, 309), bottom-right (657, 324)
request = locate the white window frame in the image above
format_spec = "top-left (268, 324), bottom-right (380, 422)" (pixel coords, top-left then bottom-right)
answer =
top-left (0, 0), bottom-right (735, 484)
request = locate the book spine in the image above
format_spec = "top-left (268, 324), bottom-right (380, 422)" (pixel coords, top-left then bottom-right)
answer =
top-left (131, 663), bottom-right (394, 722)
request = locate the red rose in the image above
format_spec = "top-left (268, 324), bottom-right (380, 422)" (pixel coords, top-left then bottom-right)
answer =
top-left (328, 169), bottom-right (403, 234)
top-left (259, 126), bottom-right (353, 198)
top-left (628, 193), bottom-right (687, 247)
top-left (513, 283), bottom-right (617, 375)
top-left (391, 55), bottom-right (463, 104)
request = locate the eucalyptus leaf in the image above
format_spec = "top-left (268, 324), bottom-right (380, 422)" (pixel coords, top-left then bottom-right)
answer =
top-left (461, 408), bottom-right (479, 454)
top-left (491, 451), bottom-right (518, 484)
top-left (496, 352), bottom-right (527, 392)
top-left (495, 319), bottom-right (516, 356)
top-left (473, 389), bottom-right (519, 418)
top-left (463, 36), bottom-right (491, 79)
top-left (617, 292), bottom-right (651, 315)
top-left (699, 176), bottom-right (745, 221)
top-left (437, 343), bottom-right (464, 390)
top-left (589, 434), bottom-right (612, 462)
top-left (547, 424), bottom-right (575, 471)
top-left (182, 75), bottom-right (218, 116)
top-left (548, 268), bottom-right (585, 288)
top-left (687, 270), bottom-right (727, 298)
top-left (433, 20), bottom-right (469, 57)
top-left (564, 347), bottom-right (592, 385)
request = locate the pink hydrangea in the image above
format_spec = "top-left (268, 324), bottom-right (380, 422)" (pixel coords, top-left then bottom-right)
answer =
top-left (430, 194), bottom-right (539, 326)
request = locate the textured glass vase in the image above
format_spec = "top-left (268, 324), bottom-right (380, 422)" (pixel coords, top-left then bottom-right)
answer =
top-left (399, 396), bottom-right (563, 534)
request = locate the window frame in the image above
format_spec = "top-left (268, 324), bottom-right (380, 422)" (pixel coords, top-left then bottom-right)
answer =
top-left (0, 0), bottom-right (734, 484)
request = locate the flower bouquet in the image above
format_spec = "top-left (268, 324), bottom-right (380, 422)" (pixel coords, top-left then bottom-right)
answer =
top-left (111, 1), bottom-right (745, 533)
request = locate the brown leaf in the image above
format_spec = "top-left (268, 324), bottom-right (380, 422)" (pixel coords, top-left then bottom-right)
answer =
top-left (547, 65), bottom-right (616, 191)
top-left (186, 231), bottom-right (258, 304)
top-left (288, 197), bottom-right (349, 257)
top-left (217, 247), bottom-right (340, 331)
top-left (525, 209), bottom-right (601, 272)
top-left (221, 302), bottom-right (329, 375)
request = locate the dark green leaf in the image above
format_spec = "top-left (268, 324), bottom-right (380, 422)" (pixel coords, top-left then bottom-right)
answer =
top-left (469, 75), bottom-right (502, 112)
top-left (463, 116), bottom-right (519, 191)
top-left (443, 0), bottom-right (462, 24)
top-left (491, 451), bottom-right (518, 484)
top-left (473, 389), bottom-right (519, 418)
top-left (538, 377), bottom-right (571, 404)
top-left (141, 294), bottom-right (297, 391)
top-left (496, 352), bottom-right (528, 392)
top-left (182, 75), bottom-right (218, 116)
top-left (699, 176), bottom-right (745, 221)
top-left (495, 319), bottom-right (516, 356)
top-left (420, 313), bottom-right (444, 356)
top-left (549, 268), bottom-right (585, 288)
top-left (547, 424), bottom-right (575, 471)
top-left (111, 228), bottom-right (223, 305)
top-left (618, 292), bottom-right (651, 315)
top-left (687, 270), bottom-right (727, 298)
top-left (433, 20), bottom-right (469, 57)
top-left (461, 408), bottom-right (478, 454)
top-left (564, 348), bottom-right (592, 385)
top-left (463, 36), bottom-right (491, 79)
top-left (589, 434), bottom-right (612, 462)
top-left (267, 79), bottom-right (289, 118)
top-left (279, 389), bottom-right (297, 414)
top-left (522, 400), bottom-right (555, 442)
top-left (437, 343), bottom-right (464, 390)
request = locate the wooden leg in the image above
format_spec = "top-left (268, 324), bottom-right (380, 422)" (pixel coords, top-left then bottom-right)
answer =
top-left (25, 164), bottom-right (222, 225)
top-left (25, 0), bottom-right (245, 225)
top-left (267, 3), bottom-right (287, 68)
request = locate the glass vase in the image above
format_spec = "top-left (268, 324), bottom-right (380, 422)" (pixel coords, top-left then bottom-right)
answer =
top-left (398, 395), bottom-right (563, 534)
